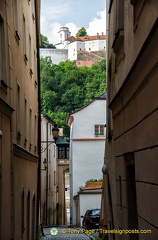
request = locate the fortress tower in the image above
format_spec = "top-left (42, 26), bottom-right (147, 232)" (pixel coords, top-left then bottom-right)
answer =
top-left (58, 27), bottom-right (71, 43)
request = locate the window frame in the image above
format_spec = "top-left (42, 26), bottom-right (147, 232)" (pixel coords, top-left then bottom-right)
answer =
top-left (94, 124), bottom-right (105, 137)
top-left (58, 146), bottom-right (69, 159)
top-left (0, 14), bottom-right (7, 91)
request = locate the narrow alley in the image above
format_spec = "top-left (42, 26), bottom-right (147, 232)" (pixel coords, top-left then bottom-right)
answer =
top-left (0, 0), bottom-right (158, 239)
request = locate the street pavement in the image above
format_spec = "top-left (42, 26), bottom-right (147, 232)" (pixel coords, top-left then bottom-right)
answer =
top-left (39, 226), bottom-right (99, 240)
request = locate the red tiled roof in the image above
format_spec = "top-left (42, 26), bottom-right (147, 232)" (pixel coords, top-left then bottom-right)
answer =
top-left (67, 36), bottom-right (76, 41)
top-left (66, 35), bottom-right (106, 42)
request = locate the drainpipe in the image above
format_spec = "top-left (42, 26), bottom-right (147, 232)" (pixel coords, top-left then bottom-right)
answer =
top-left (35, 1), bottom-right (41, 239)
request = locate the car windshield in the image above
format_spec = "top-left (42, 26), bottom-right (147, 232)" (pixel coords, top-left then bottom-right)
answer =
top-left (90, 210), bottom-right (100, 216)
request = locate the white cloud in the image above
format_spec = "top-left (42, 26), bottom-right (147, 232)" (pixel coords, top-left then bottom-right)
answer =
top-left (41, 0), bottom-right (72, 22)
top-left (65, 23), bottom-right (79, 37)
top-left (41, 21), bottom-right (79, 44)
top-left (40, 2), bottom-right (106, 45)
top-left (87, 8), bottom-right (106, 36)
top-left (40, 0), bottom-right (74, 44)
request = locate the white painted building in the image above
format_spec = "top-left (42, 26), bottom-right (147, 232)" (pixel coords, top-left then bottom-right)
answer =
top-left (67, 93), bottom-right (106, 226)
top-left (40, 27), bottom-right (106, 64)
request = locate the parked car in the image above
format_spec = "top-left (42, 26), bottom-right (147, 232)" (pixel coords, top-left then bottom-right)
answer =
top-left (81, 209), bottom-right (100, 230)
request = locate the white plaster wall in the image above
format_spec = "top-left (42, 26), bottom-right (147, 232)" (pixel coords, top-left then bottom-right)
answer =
top-left (68, 40), bottom-right (106, 60)
top-left (85, 40), bottom-right (106, 51)
top-left (55, 40), bottom-right (70, 49)
top-left (79, 194), bottom-right (101, 226)
top-left (40, 49), bottom-right (68, 64)
top-left (77, 41), bottom-right (85, 51)
top-left (69, 122), bottom-right (74, 225)
top-left (72, 140), bottom-right (105, 197)
top-left (72, 100), bottom-right (106, 139)
top-left (69, 99), bottom-right (106, 225)
top-left (68, 41), bottom-right (78, 61)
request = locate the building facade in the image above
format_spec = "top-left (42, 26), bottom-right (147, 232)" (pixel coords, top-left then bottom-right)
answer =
top-left (56, 136), bottom-right (69, 225)
top-left (40, 27), bottom-right (106, 66)
top-left (0, 0), bottom-right (40, 239)
top-left (41, 115), bottom-right (70, 227)
top-left (67, 93), bottom-right (106, 226)
top-left (41, 114), bottom-right (57, 227)
top-left (104, 0), bottom-right (158, 239)
top-left (67, 35), bottom-right (106, 61)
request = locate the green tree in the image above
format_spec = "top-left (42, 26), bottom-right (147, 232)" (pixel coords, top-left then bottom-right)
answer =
top-left (40, 57), bottom-right (106, 137)
top-left (40, 34), bottom-right (56, 48)
top-left (76, 27), bottom-right (87, 37)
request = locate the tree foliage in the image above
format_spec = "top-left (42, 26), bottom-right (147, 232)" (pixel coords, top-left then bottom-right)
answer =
top-left (40, 57), bottom-right (106, 138)
top-left (40, 34), bottom-right (56, 48)
top-left (76, 27), bottom-right (87, 37)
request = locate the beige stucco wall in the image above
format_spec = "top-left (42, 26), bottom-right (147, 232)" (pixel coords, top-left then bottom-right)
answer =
top-left (104, 0), bottom-right (158, 239)
top-left (41, 115), bottom-right (58, 226)
top-left (0, 0), bottom-right (40, 239)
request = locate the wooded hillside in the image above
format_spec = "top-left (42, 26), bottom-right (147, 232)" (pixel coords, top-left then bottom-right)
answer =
top-left (40, 57), bottom-right (106, 138)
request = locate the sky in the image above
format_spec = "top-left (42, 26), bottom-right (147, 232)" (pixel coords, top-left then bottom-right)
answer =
top-left (40, 0), bottom-right (106, 45)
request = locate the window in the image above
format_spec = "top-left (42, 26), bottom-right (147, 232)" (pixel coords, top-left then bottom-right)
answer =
top-left (17, 84), bottom-right (21, 138)
top-left (13, 0), bottom-right (20, 41)
top-left (54, 145), bottom-right (55, 157)
top-left (95, 125), bottom-right (105, 137)
top-left (54, 171), bottom-right (56, 185)
top-left (0, 15), bottom-right (7, 88)
top-left (58, 146), bottom-right (69, 159)
top-left (116, 0), bottom-right (124, 32)
top-left (23, 15), bottom-right (28, 63)
top-left (29, 35), bottom-right (33, 75)
top-left (49, 175), bottom-right (51, 190)
top-left (112, 0), bottom-right (124, 54)
top-left (131, 0), bottom-right (147, 31)
top-left (108, 0), bottom-right (114, 13)
top-left (31, 0), bottom-right (35, 20)
top-left (29, 108), bottom-right (32, 146)
top-left (34, 50), bottom-right (37, 85)
top-left (24, 98), bottom-right (27, 144)
top-left (50, 125), bottom-right (51, 135)
top-left (34, 115), bottom-right (37, 150)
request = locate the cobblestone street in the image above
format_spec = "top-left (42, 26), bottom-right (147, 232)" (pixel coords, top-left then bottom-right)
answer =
top-left (40, 227), bottom-right (99, 240)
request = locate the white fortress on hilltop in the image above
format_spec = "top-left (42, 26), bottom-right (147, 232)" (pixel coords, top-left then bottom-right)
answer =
top-left (58, 27), bottom-right (71, 45)
top-left (40, 27), bottom-right (106, 66)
